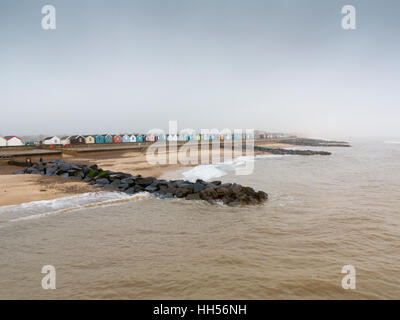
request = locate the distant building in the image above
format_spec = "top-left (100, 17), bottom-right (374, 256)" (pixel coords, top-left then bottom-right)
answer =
top-left (61, 136), bottom-right (71, 145)
top-left (121, 134), bottom-right (130, 143)
top-left (146, 134), bottom-right (155, 142)
top-left (43, 136), bottom-right (61, 145)
top-left (5, 136), bottom-right (24, 146)
top-left (113, 135), bottom-right (122, 143)
top-left (70, 135), bottom-right (85, 144)
top-left (25, 141), bottom-right (40, 146)
top-left (0, 136), bottom-right (6, 147)
top-left (104, 134), bottom-right (113, 144)
top-left (85, 135), bottom-right (95, 144)
top-left (95, 135), bottom-right (105, 144)
top-left (136, 135), bottom-right (143, 142)
top-left (167, 134), bottom-right (177, 141)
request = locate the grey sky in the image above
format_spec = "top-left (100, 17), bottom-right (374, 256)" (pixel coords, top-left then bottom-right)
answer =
top-left (1, 0), bottom-right (399, 139)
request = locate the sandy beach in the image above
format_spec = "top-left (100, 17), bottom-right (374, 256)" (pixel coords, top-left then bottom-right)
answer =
top-left (0, 141), bottom-right (293, 206)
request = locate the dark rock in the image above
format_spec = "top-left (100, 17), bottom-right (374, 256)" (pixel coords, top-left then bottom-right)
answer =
top-left (60, 173), bottom-right (69, 178)
top-left (162, 192), bottom-right (174, 199)
top-left (199, 188), bottom-right (218, 200)
top-left (211, 180), bottom-right (222, 186)
top-left (46, 166), bottom-right (57, 175)
top-left (216, 187), bottom-right (230, 198)
top-left (145, 185), bottom-right (159, 193)
top-left (193, 182), bottom-right (205, 193)
top-left (176, 180), bottom-right (193, 189)
top-left (135, 177), bottom-right (155, 186)
top-left (134, 185), bottom-right (145, 192)
top-left (35, 163), bottom-right (46, 172)
top-left (175, 187), bottom-right (192, 198)
top-left (96, 178), bottom-right (110, 185)
top-left (25, 167), bottom-right (40, 174)
top-left (186, 193), bottom-right (201, 200)
top-left (110, 179), bottom-right (121, 188)
top-left (82, 166), bottom-right (91, 175)
top-left (118, 184), bottom-right (130, 191)
top-left (59, 163), bottom-right (71, 171)
top-left (121, 178), bottom-right (135, 185)
top-left (125, 187), bottom-right (136, 194)
top-left (216, 183), bottom-right (232, 189)
top-left (92, 183), bottom-right (104, 188)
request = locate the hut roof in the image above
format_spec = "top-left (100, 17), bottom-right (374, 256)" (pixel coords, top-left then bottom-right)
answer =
top-left (5, 136), bottom-right (22, 140)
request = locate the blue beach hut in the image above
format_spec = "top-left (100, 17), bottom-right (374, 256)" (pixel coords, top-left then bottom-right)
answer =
top-left (104, 134), bottom-right (113, 144)
top-left (136, 135), bottom-right (143, 142)
top-left (95, 135), bottom-right (105, 144)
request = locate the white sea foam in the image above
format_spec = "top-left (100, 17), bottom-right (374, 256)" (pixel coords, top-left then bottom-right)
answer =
top-left (181, 154), bottom-right (285, 182)
top-left (182, 165), bottom-right (226, 181)
top-left (0, 191), bottom-right (150, 225)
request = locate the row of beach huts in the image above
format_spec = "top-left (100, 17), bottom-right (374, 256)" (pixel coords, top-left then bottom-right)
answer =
top-left (0, 132), bottom-right (286, 147)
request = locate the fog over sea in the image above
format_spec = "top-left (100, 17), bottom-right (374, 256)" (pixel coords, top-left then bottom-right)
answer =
top-left (1, 140), bottom-right (400, 299)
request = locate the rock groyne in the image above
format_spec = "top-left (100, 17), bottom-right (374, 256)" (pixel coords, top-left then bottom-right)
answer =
top-left (252, 146), bottom-right (331, 156)
top-left (13, 160), bottom-right (268, 206)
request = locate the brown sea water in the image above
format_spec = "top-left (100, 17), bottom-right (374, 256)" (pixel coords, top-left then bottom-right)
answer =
top-left (0, 140), bottom-right (400, 299)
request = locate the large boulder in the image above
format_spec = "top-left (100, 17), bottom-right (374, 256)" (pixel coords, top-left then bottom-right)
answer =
top-left (135, 177), bottom-right (156, 187)
top-left (175, 187), bottom-right (192, 198)
top-left (193, 182), bottom-right (206, 193)
top-left (199, 187), bottom-right (218, 201)
top-left (96, 178), bottom-right (110, 185)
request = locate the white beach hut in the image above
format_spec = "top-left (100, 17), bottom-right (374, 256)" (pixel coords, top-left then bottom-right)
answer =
top-left (129, 135), bottom-right (136, 143)
top-left (5, 136), bottom-right (24, 146)
top-left (0, 136), bottom-right (6, 147)
top-left (43, 136), bottom-right (61, 145)
top-left (61, 136), bottom-right (71, 145)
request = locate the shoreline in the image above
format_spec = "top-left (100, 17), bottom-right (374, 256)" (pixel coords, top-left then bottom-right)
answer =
top-left (0, 141), bottom-right (310, 206)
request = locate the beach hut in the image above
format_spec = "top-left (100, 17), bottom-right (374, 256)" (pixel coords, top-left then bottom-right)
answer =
top-left (84, 135), bottom-right (95, 144)
top-left (129, 135), bottom-right (136, 143)
top-left (136, 135), bottom-right (143, 142)
top-left (61, 136), bottom-right (71, 145)
top-left (146, 134), bottom-right (155, 142)
top-left (113, 135), bottom-right (122, 143)
top-left (5, 136), bottom-right (24, 146)
top-left (95, 135), bottom-right (105, 144)
top-left (104, 134), bottom-right (113, 144)
top-left (0, 136), bottom-right (7, 147)
top-left (25, 141), bottom-right (40, 146)
top-left (167, 134), bottom-right (178, 141)
top-left (43, 136), bottom-right (61, 145)
top-left (70, 135), bottom-right (85, 144)
top-left (121, 135), bottom-right (130, 143)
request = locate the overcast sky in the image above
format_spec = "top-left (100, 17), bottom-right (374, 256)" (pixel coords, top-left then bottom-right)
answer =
top-left (1, 0), bottom-right (399, 139)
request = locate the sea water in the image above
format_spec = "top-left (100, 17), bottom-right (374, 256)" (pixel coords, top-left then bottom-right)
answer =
top-left (0, 140), bottom-right (399, 299)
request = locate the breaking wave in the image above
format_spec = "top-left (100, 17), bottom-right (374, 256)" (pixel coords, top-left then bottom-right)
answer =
top-left (182, 154), bottom-right (285, 182)
top-left (0, 191), bottom-right (150, 225)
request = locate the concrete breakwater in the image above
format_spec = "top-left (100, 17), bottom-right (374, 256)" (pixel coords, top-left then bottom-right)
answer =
top-left (13, 160), bottom-right (268, 206)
